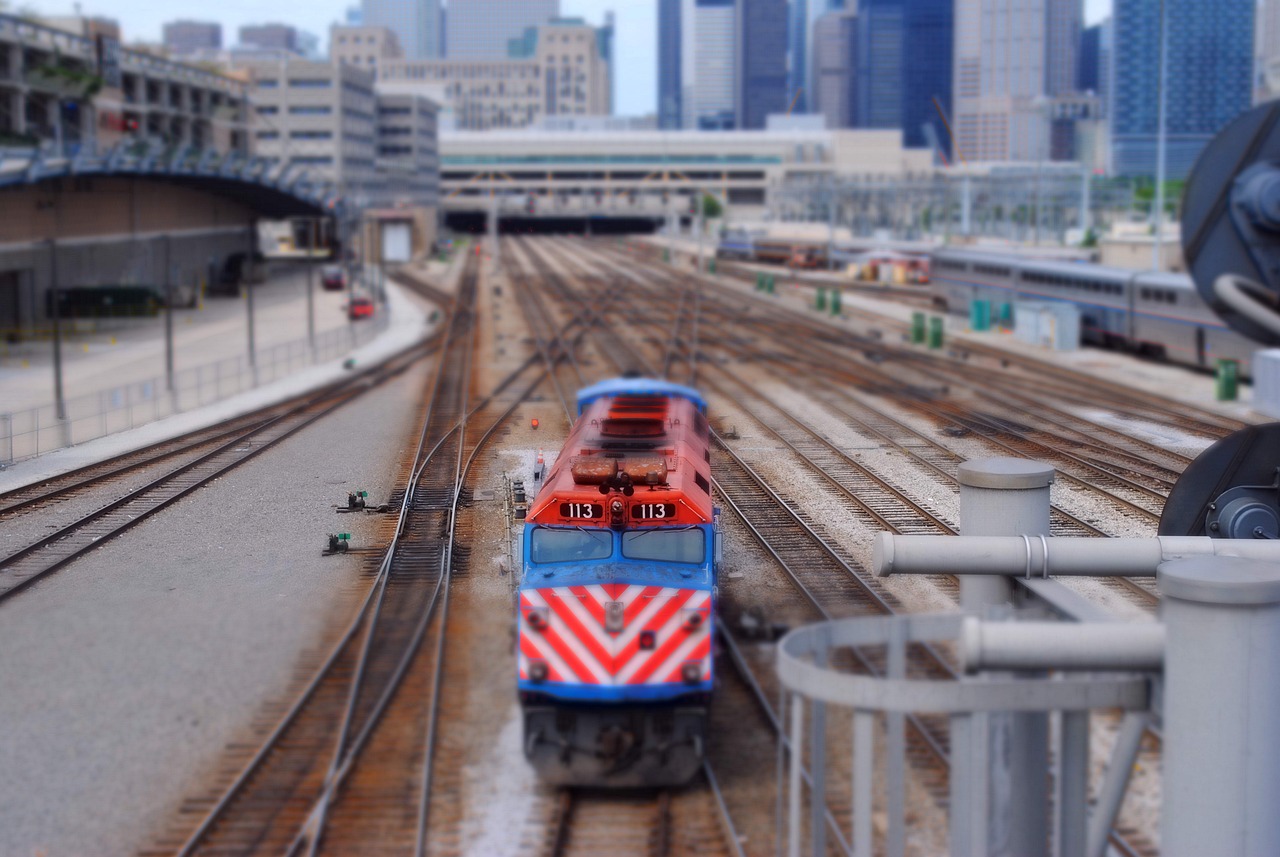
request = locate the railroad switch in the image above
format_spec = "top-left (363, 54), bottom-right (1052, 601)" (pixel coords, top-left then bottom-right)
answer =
top-left (325, 533), bottom-right (352, 554)
top-left (345, 490), bottom-right (369, 511)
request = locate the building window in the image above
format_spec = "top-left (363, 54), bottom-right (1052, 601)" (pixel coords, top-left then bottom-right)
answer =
top-left (291, 131), bottom-right (333, 140)
top-left (256, 106), bottom-right (279, 115)
top-left (256, 79), bottom-right (278, 88)
top-left (289, 78), bottom-right (333, 88)
top-left (289, 106), bottom-right (333, 115)
top-left (292, 156), bottom-right (334, 165)
top-left (256, 131), bottom-right (280, 139)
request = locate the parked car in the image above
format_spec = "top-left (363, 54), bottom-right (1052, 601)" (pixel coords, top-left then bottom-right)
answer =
top-left (348, 296), bottom-right (375, 320)
top-left (321, 265), bottom-right (347, 291)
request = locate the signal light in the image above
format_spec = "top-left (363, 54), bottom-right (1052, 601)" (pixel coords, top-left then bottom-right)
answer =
top-left (525, 607), bottom-right (549, 631)
top-left (639, 630), bottom-right (656, 650)
top-left (683, 610), bottom-right (704, 631)
top-left (529, 660), bottom-right (549, 682)
top-left (681, 662), bottom-right (702, 684)
top-left (531, 418), bottom-right (539, 429)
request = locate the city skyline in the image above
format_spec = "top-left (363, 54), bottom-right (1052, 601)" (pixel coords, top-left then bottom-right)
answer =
top-left (22, 0), bottom-right (1113, 116)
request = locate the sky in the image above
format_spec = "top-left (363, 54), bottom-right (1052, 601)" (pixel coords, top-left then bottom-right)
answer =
top-left (25, 0), bottom-right (1112, 117)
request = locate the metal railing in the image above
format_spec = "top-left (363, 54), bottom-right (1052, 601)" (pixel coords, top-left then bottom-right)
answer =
top-left (0, 313), bottom-right (388, 465)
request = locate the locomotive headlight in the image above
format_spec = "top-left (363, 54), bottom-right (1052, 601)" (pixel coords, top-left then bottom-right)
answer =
top-left (681, 662), bottom-right (702, 684)
top-left (682, 609), bottom-right (705, 632)
top-left (525, 607), bottom-right (549, 631)
top-left (529, 660), bottom-right (549, 682)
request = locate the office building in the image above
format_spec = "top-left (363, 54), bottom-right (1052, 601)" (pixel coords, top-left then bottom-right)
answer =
top-left (1078, 22), bottom-right (1101, 92)
top-left (331, 25), bottom-right (404, 70)
top-left (688, 0), bottom-right (737, 129)
top-left (657, 0), bottom-right (682, 128)
top-left (239, 23), bottom-right (302, 53)
top-left (900, 0), bottom-right (952, 153)
top-left (951, 0), bottom-right (1081, 162)
top-left (445, 0), bottom-right (559, 60)
top-left (812, 10), bottom-right (855, 129)
top-left (375, 92), bottom-right (440, 210)
top-left (855, 0), bottom-right (904, 129)
top-left (1111, 0), bottom-right (1253, 177)
top-left (735, 0), bottom-right (789, 129)
top-left (1257, 0), bottom-right (1280, 102)
top-left (163, 20), bottom-right (222, 57)
top-left (378, 19), bottom-right (610, 130)
top-left (243, 59), bottom-right (381, 200)
top-left (361, 0), bottom-right (441, 59)
top-left (787, 0), bottom-right (838, 114)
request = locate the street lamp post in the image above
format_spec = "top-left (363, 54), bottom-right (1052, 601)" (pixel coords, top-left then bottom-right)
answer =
top-left (163, 233), bottom-right (175, 401)
top-left (245, 220), bottom-right (258, 383)
top-left (47, 239), bottom-right (66, 427)
top-left (306, 216), bottom-right (316, 359)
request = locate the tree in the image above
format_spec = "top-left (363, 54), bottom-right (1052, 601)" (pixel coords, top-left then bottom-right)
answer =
top-left (700, 193), bottom-right (723, 220)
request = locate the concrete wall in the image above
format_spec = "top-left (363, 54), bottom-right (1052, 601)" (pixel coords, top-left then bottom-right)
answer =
top-left (0, 177), bottom-right (256, 331)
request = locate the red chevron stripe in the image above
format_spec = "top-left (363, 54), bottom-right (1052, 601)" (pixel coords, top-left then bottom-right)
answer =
top-left (616, 589), bottom-right (698, 681)
top-left (568, 585), bottom-right (607, 626)
top-left (541, 589), bottom-right (615, 672)
top-left (603, 582), bottom-right (626, 600)
top-left (660, 637), bottom-right (712, 683)
top-left (519, 633), bottom-right (564, 682)
top-left (624, 586), bottom-right (664, 625)
top-left (628, 609), bottom-right (704, 684)
top-left (538, 625), bottom-right (600, 683)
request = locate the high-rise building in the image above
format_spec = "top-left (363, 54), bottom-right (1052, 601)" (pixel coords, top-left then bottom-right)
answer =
top-left (855, 0), bottom-right (904, 129)
top-left (444, 0), bottom-right (558, 59)
top-left (163, 20), bottom-right (222, 57)
top-left (331, 25), bottom-right (403, 70)
top-left (378, 19), bottom-right (610, 130)
top-left (361, 0), bottom-right (441, 59)
top-left (658, 0), bottom-right (683, 128)
top-left (951, 0), bottom-right (1081, 162)
top-left (735, 0), bottom-right (789, 129)
top-left (688, 0), bottom-right (737, 129)
top-left (1111, 0), bottom-right (1253, 177)
top-left (1257, 0), bottom-right (1280, 102)
top-left (900, 0), bottom-right (952, 153)
top-left (812, 10), bottom-right (856, 128)
top-left (787, 0), bottom-right (841, 114)
top-left (1078, 22), bottom-right (1101, 92)
top-left (239, 23), bottom-right (301, 53)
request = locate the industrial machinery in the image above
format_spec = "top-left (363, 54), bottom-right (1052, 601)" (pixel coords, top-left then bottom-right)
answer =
top-left (516, 377), bottom-right (718, 786)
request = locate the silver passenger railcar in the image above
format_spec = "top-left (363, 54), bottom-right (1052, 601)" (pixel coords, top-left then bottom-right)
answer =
top-left (930, 249), bottom-right (1258, 374)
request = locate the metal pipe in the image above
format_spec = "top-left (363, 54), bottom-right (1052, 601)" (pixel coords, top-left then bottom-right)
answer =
top-left (1086, 712), bottom-right (1148, 857)
top-left (164, 233), bottom-right (175, 397)
top-left (48, 238), bottom-right (65, 424)
top-left (874, 533), bottom-right (1280, 578)
top-left (960, 617), bottom-right (1165, 673)
top-left (307, 217), bottom-right (316, 357)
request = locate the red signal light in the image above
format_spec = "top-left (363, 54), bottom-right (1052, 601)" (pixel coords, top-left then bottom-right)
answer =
top-left (531, 418), bottom-right (539, 429)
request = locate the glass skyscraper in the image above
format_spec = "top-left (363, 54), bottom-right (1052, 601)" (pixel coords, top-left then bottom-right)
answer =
top-left (361, 0), bottom-right (441, 59)
top-left (736, 0), bottom-right (789, 129)
top-left (1111, 0), bottom-right (1253, 178)
top-left (658, 0), bottom-right (683, 128)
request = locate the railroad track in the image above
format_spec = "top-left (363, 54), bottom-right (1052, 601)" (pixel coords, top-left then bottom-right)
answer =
top-left (544, 238), bottom-right (1160, 856)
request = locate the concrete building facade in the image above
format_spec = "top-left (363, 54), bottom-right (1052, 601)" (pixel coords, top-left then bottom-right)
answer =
top-left (361, 0), bottom-right (441, 59)
top-left (330, 25), bottom-right (404, 71)
top-left (162, 20), bottom-right (221, 57)
top-left (244, 59), bottom-right (381, 201)
top-left (377, 19), bottom-right (610, 131)
top-left (1111, 0), bottom-right (1253, 178)
top-left (735, 0), bottom-right (789, 130)
top-left (444, 0), bottom-right (559, 60)
top-left (951, 0), bottom-right (1082, 162)
top-left (0, 13), bottom-right (250, 155)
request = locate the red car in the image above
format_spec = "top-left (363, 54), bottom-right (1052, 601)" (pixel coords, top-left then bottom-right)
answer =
top-left (321, 265), bottom-right (346, 291)
top-left (348, 296), bottom-right (375, 320)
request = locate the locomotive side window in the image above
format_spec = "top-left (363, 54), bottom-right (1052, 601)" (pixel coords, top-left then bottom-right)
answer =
top-left (530, 527), bottom-right (612, 563)
top-left (622, 528), bottom-right (706, 564)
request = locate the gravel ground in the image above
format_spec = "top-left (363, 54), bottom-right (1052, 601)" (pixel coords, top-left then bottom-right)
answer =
top-left (0, 351), bottom-right (434, 856)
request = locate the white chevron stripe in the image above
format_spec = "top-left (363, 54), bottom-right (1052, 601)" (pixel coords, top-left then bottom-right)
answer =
top-left (616, 590), bottom-right (710, 683)
top-left (643, 619), bottom-right (712, 685)
top-left (520, 629), bottom-right (579, 684)
top-left (521, 591), bottom-right (604, 683)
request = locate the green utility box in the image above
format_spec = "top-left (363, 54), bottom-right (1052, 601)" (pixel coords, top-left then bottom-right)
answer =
top-left (928, 316), bottom-right (945, 349)
top-left (816, 288), bottom-right (827, 312)
top-left (911, 312), bottom-right (926, 344)
top-left (1217, 359), bottom-right (1240, 401)
top-left (998, 302), bottom-right (1013, 329)
top-left (755, 272), bottom-right (764, 291)
top-left (830, 289), bottom-right (842, 315)
top-left (663, 248), bottom-right (671, 263)
top-left (766, 275), bottom-right (776, 294)
top-left (708, 259), bottom-right (717, 274)
top-left (970, 299), bottom-right (992, 331)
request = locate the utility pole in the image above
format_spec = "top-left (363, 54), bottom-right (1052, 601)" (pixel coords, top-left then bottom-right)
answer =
top-left (1152, 0), bottom-right (1169, 271)
top-left (306, 216), bottom-right (316, 358)
top-left (163, 233), bottom-right (175, 400)
top-left (48, 239), bottom-right (66, 427)
top-left (245, 221), bottom-right (257, 383)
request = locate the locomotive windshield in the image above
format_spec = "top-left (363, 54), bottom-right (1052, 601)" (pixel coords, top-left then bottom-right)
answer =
top-left (621, 527), bottom-right (705, 564)
top-left (529, 526), bottom-right (613, 563)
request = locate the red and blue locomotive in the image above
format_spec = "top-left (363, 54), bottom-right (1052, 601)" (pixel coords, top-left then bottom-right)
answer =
top-left (517, 378), bottom-right (719, 786)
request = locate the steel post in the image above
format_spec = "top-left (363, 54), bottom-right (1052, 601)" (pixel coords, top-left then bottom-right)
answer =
top-left (307, 217), bottom-right (316, 358)
top-left (245, 222), bottom-right (257, 383)
top-left (48, 239), bottom-right (66, 428)
top-left (164, 234), bottom-right (175, 401)
top-left (957, 457), bottom-right (1054, 857)
top-left (1160, 557), bottom-right (1280, 857)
